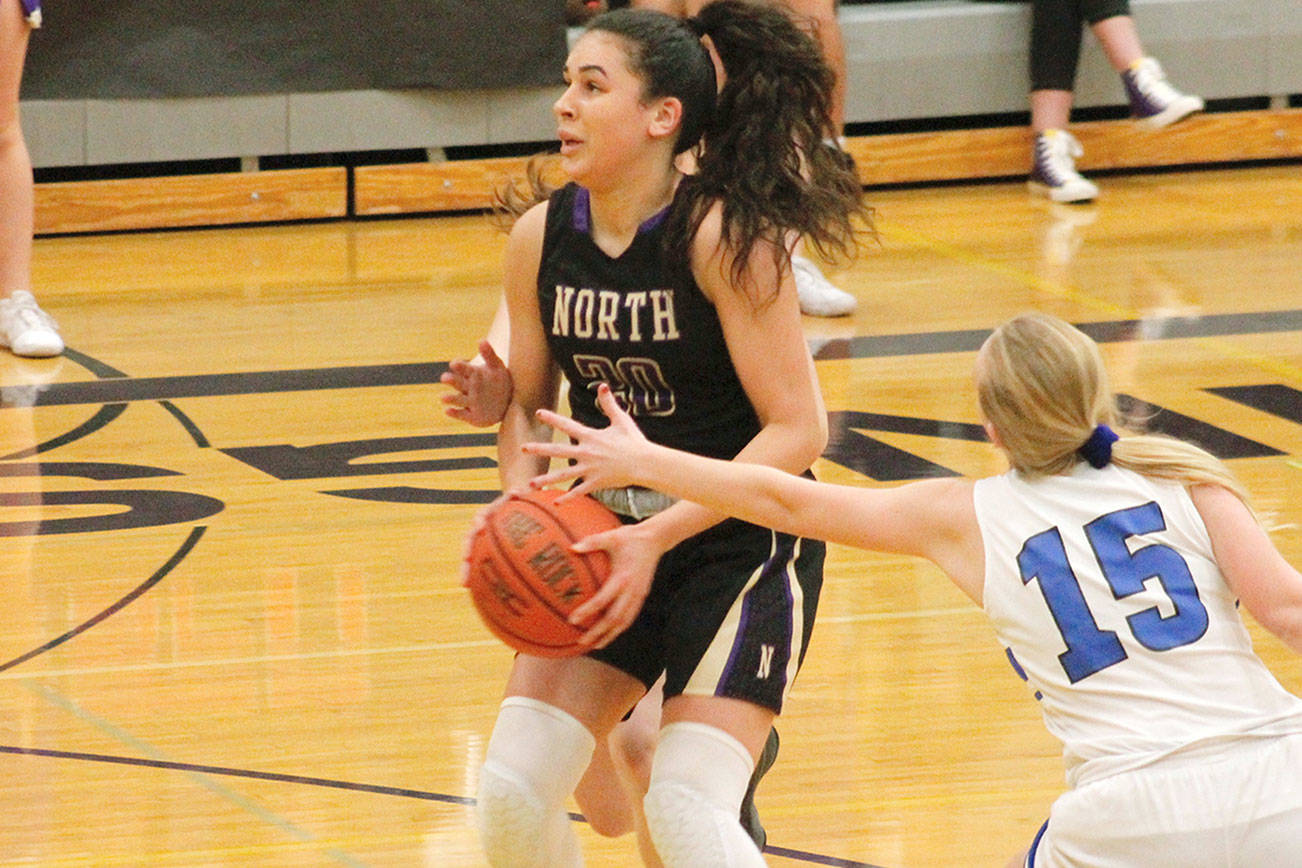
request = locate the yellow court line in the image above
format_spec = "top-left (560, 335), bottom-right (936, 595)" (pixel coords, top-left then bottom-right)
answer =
top-left (877, 222), bottom-right (1132, 319)
top-left (1171, 332), bottom-right (1302, 384)
top-left (0, 637), bottom-right (500, 681)
top-left (878, 220), bottom-right (1302, 386)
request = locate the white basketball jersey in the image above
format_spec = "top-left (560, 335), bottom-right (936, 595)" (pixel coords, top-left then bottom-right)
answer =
top-left (974, 463), bottom-right (1302, 787)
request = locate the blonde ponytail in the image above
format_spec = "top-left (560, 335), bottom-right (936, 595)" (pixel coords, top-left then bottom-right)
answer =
top-left (977, 313), bottom-right (1252, 509)
top-left (1111, 434), bottom-right (1251, 506)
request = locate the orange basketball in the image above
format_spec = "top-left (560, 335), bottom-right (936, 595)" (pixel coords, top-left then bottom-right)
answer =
top-left (465, 488), bottom-right (622, 657)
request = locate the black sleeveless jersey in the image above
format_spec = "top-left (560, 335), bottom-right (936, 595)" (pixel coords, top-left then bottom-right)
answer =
top-left (538, 182), bottom-right (760, 460)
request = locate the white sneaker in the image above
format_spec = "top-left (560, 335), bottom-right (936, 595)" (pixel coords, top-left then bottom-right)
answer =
top-left (1028, 130), bottom-right (1099, 204)
top-left (792, 255), bottom-right (856, 317)
top-left (1, 291), bottom-right (65, 358)
top-left (1123, 58), bottom-right (1204, 131)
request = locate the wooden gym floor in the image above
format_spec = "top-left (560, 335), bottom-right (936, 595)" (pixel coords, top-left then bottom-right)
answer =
top-left (2, 162), bottom-right (1300, 866)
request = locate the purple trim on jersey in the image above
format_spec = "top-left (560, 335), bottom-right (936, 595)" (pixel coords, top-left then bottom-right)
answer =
top-left (639, 202), bottom-right (668, 232)
top-left (21, 0), bottom-right (40, 16)
top-left (570, 185), bottom-right (671, 238)
top-left (572, 186), bottom-right (591, 233)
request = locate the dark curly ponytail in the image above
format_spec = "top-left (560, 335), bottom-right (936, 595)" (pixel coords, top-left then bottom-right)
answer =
top-left (677, 0), bottom-right (873, 303)
top-left (536, 2), bottom-right (872, 304)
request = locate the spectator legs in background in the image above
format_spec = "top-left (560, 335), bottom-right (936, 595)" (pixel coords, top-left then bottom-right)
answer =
top-left (1121, 57), bottom-right (1204, 130)
top-left (1, 0), bottom-right (63, 358)
top-left (1028, 125), bottom-right (1099, 204)
top-left (1028, 13), bottom-right (1203, 203)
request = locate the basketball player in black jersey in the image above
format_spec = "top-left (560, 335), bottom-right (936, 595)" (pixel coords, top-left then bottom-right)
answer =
top-left (469, 4), bottom-right (871, 865)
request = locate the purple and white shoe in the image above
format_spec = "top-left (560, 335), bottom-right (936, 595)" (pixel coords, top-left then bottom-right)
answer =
top-left (1123, 58), bottom-right (1205, 130)
top-left (20, 0), bottom-right (41, 27)
top-left (1028, 130), bottom-right (1099, 204)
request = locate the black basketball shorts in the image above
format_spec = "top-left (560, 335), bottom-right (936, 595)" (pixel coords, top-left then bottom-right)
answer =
top-left (587, 516), bottom-right (825, 715)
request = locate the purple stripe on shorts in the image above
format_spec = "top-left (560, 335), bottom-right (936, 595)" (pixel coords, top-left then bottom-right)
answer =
top-left (717, 592), bottom-right (755, 692)
top-left (716, 541), bottom-right (796, 698)
top-left (21, 0), bottom-right (41, 22)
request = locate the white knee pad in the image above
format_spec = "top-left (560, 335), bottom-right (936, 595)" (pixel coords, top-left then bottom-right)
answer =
top-left (643, 721), bottom-right (767, 868)
top-left (476, 697), bottom-right (596, 868)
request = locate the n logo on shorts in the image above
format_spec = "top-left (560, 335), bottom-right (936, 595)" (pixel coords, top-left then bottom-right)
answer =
top-left (757, 644), bottom-right (775, 679)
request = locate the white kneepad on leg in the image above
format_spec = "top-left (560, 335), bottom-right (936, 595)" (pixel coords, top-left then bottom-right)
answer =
top-left (476, 697), bottom-right (595, 868)
top-left (643, 721), bottom-right (767, 868)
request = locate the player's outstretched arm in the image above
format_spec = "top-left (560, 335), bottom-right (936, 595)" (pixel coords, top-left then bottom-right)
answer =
top-left (528, 383), bottom-right (650, 494)
top-left (1194, 484), bottom-right (1302, 654)
top-left (526, 384), bottom-right (982, 603)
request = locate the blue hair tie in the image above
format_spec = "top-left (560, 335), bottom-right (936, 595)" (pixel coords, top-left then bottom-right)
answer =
top-left (1078, 424), bottom-right (1119, 469)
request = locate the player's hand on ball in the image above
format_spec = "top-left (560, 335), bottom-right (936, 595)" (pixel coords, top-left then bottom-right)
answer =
top-left (525, 383), bottom-right (649, 497)
top-left (463, 489), bottom-right (620, 657)
top-left (568, 520), bottom-right (661, 649)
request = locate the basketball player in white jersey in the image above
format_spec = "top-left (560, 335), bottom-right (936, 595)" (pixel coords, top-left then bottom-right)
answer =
top-left (524, 311), bottom-right (1302, 867)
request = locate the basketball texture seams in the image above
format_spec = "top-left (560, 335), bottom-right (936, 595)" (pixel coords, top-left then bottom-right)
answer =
top-left (466, 489), bottom-right (621, 657)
